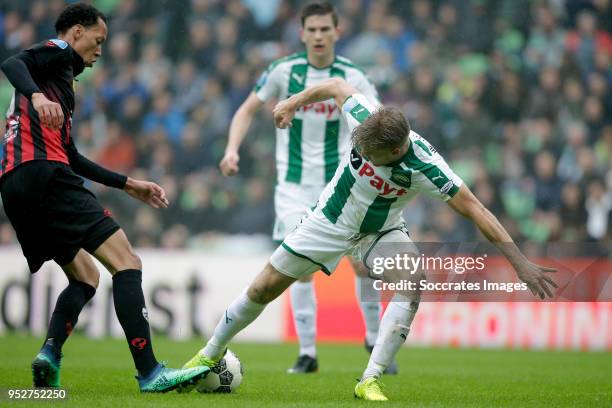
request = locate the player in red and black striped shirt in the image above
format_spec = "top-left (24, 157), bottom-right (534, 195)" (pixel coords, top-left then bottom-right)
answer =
top-left (0, 3), bottom-right (208, 392)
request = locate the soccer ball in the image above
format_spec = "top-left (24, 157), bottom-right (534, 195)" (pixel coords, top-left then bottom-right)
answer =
top-left (196, 349), bottom-right (243, 393)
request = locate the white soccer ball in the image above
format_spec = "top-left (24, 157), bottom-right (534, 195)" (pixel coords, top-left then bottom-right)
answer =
top-left (196, 349), bottom-right (243, 393)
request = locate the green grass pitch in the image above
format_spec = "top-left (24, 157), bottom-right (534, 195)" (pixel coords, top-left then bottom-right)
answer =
top-left (1, 333), bottom-right (610, 407)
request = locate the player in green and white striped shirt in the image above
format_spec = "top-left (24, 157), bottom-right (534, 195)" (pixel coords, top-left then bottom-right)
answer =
top-left (185, 77), bottom-right (557, 401)
top-left (219, 2), bottom-right (389, 374)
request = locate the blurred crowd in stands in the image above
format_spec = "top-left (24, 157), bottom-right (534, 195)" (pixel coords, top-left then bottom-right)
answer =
top-left (0, 0), bottom-right (611, 249)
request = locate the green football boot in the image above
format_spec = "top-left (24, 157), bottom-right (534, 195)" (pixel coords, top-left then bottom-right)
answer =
top-left (32, 341), bottom-right (62, 388)
top-left (182, 348), bottom-right (222, 370)
top-left (354, 377), bottom-right (389, 401)
top-left (137, 362), bottom-right (210, 393)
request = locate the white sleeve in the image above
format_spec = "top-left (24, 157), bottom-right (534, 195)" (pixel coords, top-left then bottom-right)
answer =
top-left (348, 70), bottom-right (381, 107)
top-left (253, 63), bottom-right (283, 102)
top-left (408, 133), bottom-right (464, 201)
top-left (341, 93), bottom-right (378, 133)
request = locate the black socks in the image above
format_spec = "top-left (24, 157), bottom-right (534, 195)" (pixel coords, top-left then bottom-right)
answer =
top-left (44, 280), bottom-right (96, 357)
top-left (112, 269), bottom-right (158, 377)
top-left (43, 271), bottom-right (159, 378)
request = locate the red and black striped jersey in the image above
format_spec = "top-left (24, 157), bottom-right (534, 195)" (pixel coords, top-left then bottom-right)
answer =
top-left (0, 38), bottom-right (85, 179)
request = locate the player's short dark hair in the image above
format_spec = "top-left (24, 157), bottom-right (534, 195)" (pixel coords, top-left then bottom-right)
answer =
top-left (301, 2), bottom-right (338, 27)
top-left (352, 107), bottom-right (410, 153)
top-left (55, 3), bottom-right (106, 34)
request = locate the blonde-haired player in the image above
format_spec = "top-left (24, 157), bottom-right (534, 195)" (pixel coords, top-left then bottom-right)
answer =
top-left (219, 2), bottom-right (394, 374)
top-left (186, 77), bottom-right (557, 401)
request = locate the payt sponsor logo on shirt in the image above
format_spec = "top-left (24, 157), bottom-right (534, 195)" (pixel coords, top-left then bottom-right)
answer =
top-left (351, 150), bottom-right (407, 197)
top-left (297, 102), bottom-right (338, 119)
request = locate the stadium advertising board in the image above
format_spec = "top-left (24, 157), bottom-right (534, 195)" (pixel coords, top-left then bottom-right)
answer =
top-left (1, 248), bottom-right (609, 350)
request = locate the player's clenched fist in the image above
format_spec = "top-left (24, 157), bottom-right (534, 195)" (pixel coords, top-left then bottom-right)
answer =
top-left (220, 150), bottom-right (240, 176)
top-left (31, 93), bottom-right (64, 130)
top-left (273, 99), bottom-right (296, 129)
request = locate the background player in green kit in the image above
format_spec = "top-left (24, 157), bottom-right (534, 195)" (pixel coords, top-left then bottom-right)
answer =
top-left (218, 2), bottom-right (393, 374)
top-left (185, 77), bottom-right (557, 401)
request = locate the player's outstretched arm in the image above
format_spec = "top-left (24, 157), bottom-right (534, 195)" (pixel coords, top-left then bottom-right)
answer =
top-left (66, 139), bottom-right (167, 209)
top-left (273, 78), bottom-right (357, 129)
top-left (124, 177), bottom-right (169, 209)
top-left (220, 92), bottom-right (264, 176)
top-left (447, 184), bottom-right (557, 299)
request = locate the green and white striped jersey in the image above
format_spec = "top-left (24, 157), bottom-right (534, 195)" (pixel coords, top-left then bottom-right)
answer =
top-left (311, 93), bottom-right (464, 234)
top-left (254, 52), bottom-right (379, 187)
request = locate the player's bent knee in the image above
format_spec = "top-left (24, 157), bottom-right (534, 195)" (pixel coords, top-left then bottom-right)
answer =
top-left (248, 282), bottom-right (278, 305)
top-left (394, 268), bottom-right (424, 284)
top-left (62, 251), bottom-right (101, 289)
top-left (414, 269), bottom-right (426, 283)
top-left (116, 242), bottom-right (141, 270)
top-left (247, 263), bottom-right (295, 304)
top-left (127, 251), bottom-right (142, 270)
top-left (247, 280), bottom-right (281, 304)
top-left (115, 250), bottom-right (142, 273)
top-left (383, 264), bottom-right (424, 302)
top-left (247, 285), bottom-right (272, 305)
top-left (114, 252), bottom-right (141, 273)
top-left (93, 229), bottom-right (143, 273)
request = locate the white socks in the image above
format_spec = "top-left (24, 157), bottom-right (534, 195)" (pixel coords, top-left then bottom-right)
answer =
top-left (362, 293), bottom-right (418, 379)
top-left (290, 281), bottom-right (317, 358)
top-left (203, 290), bottom-right (266, 359)
top-left (355, 276), bottom-right (381, 346)
top-left (290, 276), bottom-right (383, 357)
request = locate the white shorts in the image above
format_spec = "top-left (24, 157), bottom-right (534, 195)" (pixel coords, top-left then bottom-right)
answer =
top-left (272, 183), bottom-right (324, 242)
top-left (270, 212), bottom-right (414, 280)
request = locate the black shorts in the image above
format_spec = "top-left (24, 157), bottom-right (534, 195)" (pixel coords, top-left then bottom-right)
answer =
top-left (0, 161), bottom-right (120, 272)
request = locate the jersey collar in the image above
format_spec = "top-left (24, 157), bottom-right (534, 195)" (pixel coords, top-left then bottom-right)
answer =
top-left (70, 46), bottom-right (85, 77)
top-left (306, 54), bottom-right (336, 70)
